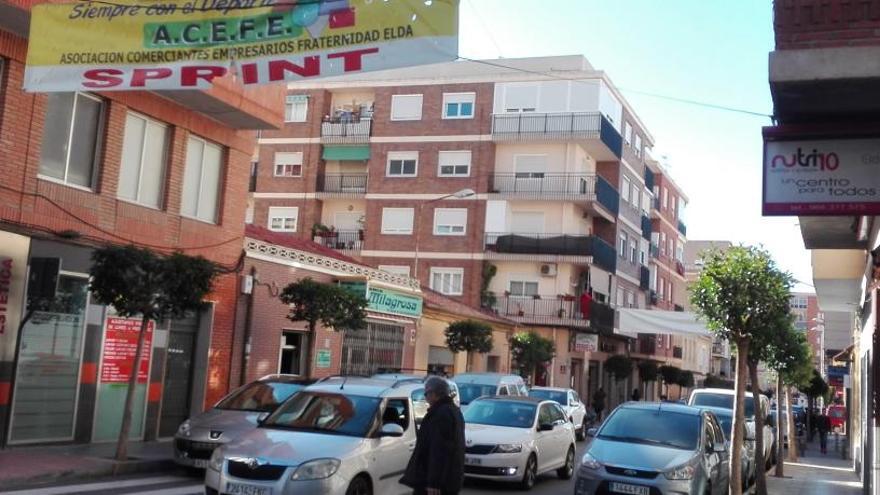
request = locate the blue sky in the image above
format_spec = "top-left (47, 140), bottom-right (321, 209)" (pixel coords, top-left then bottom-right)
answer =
top-left (457, 0), bottom-right (814, 291)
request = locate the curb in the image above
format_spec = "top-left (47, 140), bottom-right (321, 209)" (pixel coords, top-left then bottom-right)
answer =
top-left (0, 458), bottom-right (179, 492)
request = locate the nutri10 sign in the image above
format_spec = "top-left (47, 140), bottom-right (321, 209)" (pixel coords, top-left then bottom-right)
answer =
top-left (24, 0), bottom-right (459, 92)
top-left (763, 137), bottom-right (880, 216)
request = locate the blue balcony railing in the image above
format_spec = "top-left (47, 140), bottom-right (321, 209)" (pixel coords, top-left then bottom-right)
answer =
top-left (599, 116), bottom-right (623, 159)
top-left (641, 215), bottom-right (652, 239)
top-left (596, 176), bottom-right (619, 216)
top-left (644, 167), bottom-right (655, 191)
top-left (640, 266), bottom-right (650, 290)
top-left (650, 243), bottom-right (660, 258)
top-left (678, 220), bottom-right (687, 237)
top-left (484, 233), bottom-right (617, 272)
top-left (491, 113), bottom-right (623, 159)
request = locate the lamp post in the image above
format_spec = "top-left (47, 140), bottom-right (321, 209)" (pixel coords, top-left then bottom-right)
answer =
top-left (413, 188), bottom-right (476, 281)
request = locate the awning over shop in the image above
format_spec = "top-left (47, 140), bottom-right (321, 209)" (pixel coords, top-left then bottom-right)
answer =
top-left (322, 145), bottom-right (370, 161)
top-left (618, 308), bottom-right (713, 339)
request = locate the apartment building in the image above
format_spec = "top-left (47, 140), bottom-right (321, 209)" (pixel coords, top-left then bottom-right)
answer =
top-left (0, 2), bottom-right (283, 447)
top-left (252, 55), bottom-right (682, 403)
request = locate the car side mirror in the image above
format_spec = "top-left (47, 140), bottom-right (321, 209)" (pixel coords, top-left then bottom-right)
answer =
top-left (257, 412), bottom-right (270, 425)
top-left (379, 423), bottom-right (405, 438)
top-left (539, 423), bottom-right (554, 432)
top-left (586, 427), bottom-right (598, 438)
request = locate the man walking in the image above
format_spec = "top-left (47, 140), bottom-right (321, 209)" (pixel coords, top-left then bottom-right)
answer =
top-left (401, 376), bottom-right (465, 495)
top-left (592, 387), bottom-right (606, 421)
top-left (817, 410), bottom-right (831, 454)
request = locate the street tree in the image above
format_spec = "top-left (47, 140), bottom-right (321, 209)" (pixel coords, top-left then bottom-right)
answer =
top-left (90, 245), bottom-right (219, 462)
top-left (766, 324), bottom-right (812, 474)
top-left (604, 355), bottom-right (633, 381)
top-left (637, 360), bottom-right (659, 398)
top-left (659, 364), bottom-right (680, 398)
top-left (690, 246), bottom-right (793, 495)
top-left (280, 278), bottom-right (368, 375)
top-left (445, 319), bottom-right (494, 372)
top-left (510, 331), bottom-right (555, 382)
top-left (676, 370), bottom-right (695, 399)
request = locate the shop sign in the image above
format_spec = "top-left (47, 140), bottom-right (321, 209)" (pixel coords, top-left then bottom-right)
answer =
top-left (763, 137), bottom-right (880, 216)
top-left (24, 0), bottom-right (459, 92)
top-left (339, 281), bottom-right (422, 318)
top-left (574, 333), bottom-right (598, 353)
top-left (100, 317), bottom-right (155, 383)
top-left (0, 232), bottom-right (30, 363)
top-left (316, 349), bottom-right (331, 368)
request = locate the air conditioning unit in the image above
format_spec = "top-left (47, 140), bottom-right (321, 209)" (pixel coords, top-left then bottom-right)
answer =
top-left (540, 263), bottom-right (557, 276)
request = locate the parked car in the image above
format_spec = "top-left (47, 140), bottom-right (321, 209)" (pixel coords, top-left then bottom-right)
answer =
top-left (576, 402), bottom-right (730, 495)
top-left (174, 375), bottom-right (314, 468)
top-left (769, 409), bottom-right (806, 450)
top-left (205, 377), bottom-right (420, 495)
top-left (452, 373), bottom-right (528, 409)
top-left (827, 405), bottom-right (846, 432)
top-left (371, 373), bottom-right (460, 424)
top-left (462, 396), bottom-right (577, 490)
top-left (528, 386), bottom-right (592, 440)
top-left (699, 406), bottom-right (754, 491)
top-left (689, 388), bottom-right (776, 468)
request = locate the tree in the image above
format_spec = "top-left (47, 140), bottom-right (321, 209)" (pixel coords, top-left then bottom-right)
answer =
top-left (480, 262), bottom-right (498, 309)
top-left (510, 331), bottom-right (555, 381)
top-left (704, 373), bottom-right (734, 389)
top-left (445, 320), bottom-right (494, 372)
top-left (638, 360), bottom-right (659, 398)
top-left (90, 245), bottom-right (219, 462)
top-left (659, 364), bottom-right (680, 397)
top-left (280, 278), bottom-right (368, 376)
top-left (690, 246), bottom-right (793, 495)
top-left (676, 370), bottom-right (695, 399)
top-left (605, 355), bottom-right (633, 381)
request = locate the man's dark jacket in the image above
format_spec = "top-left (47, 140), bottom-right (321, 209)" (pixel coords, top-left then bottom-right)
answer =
top-left (400, 397), bottom-right (465, 493)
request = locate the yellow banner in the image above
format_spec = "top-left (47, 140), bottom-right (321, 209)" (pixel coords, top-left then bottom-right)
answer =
top-left (25, 0), bottom-right (459, 91)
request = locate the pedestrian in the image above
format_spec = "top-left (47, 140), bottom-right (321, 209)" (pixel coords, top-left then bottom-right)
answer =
top-left (817, 410), bottom-right (831, 454)
top-left (401, 376), bottom-right (465, 495)
top-left (592, 387), bottom-right (606, 421)
top-left (631, 388), bottom-right (641, 402)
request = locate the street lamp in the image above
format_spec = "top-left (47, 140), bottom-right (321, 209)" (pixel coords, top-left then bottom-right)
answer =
top-left (413, 188), bottom-right (476, 280)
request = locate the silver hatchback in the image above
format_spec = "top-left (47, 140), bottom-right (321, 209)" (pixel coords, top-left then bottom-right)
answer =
top-left (575, 402), bottom-right (730, 495)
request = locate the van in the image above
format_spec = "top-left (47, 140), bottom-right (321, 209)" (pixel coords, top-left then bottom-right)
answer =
top-left (452, 373), bottom-right (528, 408)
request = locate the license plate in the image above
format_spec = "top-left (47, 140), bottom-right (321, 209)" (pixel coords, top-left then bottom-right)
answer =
top-left (192, 459), bottom-right (208, 468)
top-left (465, 456), bottom-right (482, 466)
top-left (226, 482), bottom-right (271, 495)
top-left (610, 482), bottom-right (649, 495)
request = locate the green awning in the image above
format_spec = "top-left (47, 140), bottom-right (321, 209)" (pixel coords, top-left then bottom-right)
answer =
top-left (322, 145), bottom-right (370, 161)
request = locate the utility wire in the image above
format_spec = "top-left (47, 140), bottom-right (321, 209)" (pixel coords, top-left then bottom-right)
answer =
top-left (465, 0), bottom-right (504, 58)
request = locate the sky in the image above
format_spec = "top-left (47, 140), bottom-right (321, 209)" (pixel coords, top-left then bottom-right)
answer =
top-left (456, 0), bottom-right (814, 292)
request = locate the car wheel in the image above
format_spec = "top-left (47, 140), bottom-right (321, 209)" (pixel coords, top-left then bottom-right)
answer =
top-left (345, 475), bottom-right (372, 495)
top-left (519, 454), bottom-right (537, 490)
top-left (576, 418), bottom-right (586, 441)
top-left (557, 445), bottom-right (575, 480)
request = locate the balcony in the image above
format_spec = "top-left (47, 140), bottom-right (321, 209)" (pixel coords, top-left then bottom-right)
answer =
top-left (317, 173), bottom-right (368, 197)
top-left (640, 266), bottom-right (650, 291)
top-left (644, 168), bottom-right (655, 191)
top-left (484, 233), bottom-right (617, 272)
top-left (641, 215), bottom-right (652, 240)
top-left (489, 174), bottom-right (618, 220)
top-left (491, 112), bottom-right (622, 160)
top-left (312, 230), bottom-right (363, 254)
top-left (491, 294), bottom-right (615, 334)
top-left (649, 290), bottom-right (658, 306)
top-left (320, 117), bottom-right (372, 144)
top-left (677, 220), bottom-right (687, 237)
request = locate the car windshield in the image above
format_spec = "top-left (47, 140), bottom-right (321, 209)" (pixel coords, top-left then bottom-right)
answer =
top-left (463, 400), bottom-right (536, 428)
top-left (215, 382), bottom-right (308, 412)
top-left (528, 389), bottom-right (568, 405)
top-left (262, 392), bottom-right (381, 437)
top-left (456, 384), bottom-right (497, 405)
top-left (692, 393), bottom-right (756, 418)
top-left (598, 409), bottom-right (701, 450)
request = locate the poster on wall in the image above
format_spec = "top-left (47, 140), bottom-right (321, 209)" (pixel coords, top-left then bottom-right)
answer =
top-left (100, 317), bottom-right (155, 383)
top-left (24, 0), bottom-right (459, 92)
top-left (574, 333), bottom-right (598, 353)
top-left (0, 231), bottom-right (30, 364)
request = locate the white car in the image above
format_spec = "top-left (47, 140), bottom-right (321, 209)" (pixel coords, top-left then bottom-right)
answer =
top-left (528, 386), bottom-right (590, 440)
top-left (463, 396), bottom-right (577, 490)
top-left (205, 377), bottom-right (421, 495)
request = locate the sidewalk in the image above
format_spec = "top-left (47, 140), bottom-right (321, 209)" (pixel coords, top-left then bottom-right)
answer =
top-left (0, 440), bottom-right (178, 490)
top-left (766, 433), bottom-right (862, 495)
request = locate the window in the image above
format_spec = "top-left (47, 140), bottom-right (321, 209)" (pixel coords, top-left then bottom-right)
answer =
top-left (381, 208), bottom-right (414, 234)
top-left (514, 154), bottom-right (547, 177)
top-left (381, 398), bottom-right (410, 432)
top-left (284, 95), bottom-right (308, 122)
top-left (379, 265), bottom-right (411, 277)
top-left (630, 238), bottom-right (638, 264)
top-left (391, 94), bottom-right (423, 121)
top-left (433, 208), bottom-right (467, 235)
top-left (658, 278), bottom-right (665, 299)
top-left (634, 135), bottom-right (642, 157)
top-left (631, 182), bottom-right (639, 207)
top-left (274, 152), bottom-right (303, 177)
top-left (676, 242), bottom-right (684, 262)
top-left (662, 187), bottom-right (669, 209)
top-left (487, 356), bottom-right (500, 372)
top-left (621, 176), bottom-right (631, 203)
top-left (442, 92), bottom-right (475, 119)
top-left (118, 112), bottom-right (168, 208)
top-left (509, 280), bottom-right (539, 297)
top-left (671, 196), bottom-right (677, 218)
top-left (627, 291), bottom-right (635, 308)
top-left (268, 206), bottom-right (298, 232)
top-left (503, 85), bottom-right (538, 112)
top-left (624, 122), bottom-right (632, 146)
top-left (660, 232), bottom-right (667, 256)
top-left (438, 151), bottom-right (471, 177)
top-left (181, 136), bottom-right (224, 223)
top-left (668, 239), bottom-right (674, 259)
top-left (640, 240), bottom-right (647, 265)
top-left (642, 190), bottom-right (651, 213)
top-left (279, 332), bottom-right (305, 375)
top-left (430, 268), bottom-right (464, 296)
top-left (39, 92), bottom-right (104, 189)
top-left (619, 231), bottom-right (628, 258)
top-left (387, 151), bottom-right (418, 177)
top-left (617, 287), bottom-right (625, 306)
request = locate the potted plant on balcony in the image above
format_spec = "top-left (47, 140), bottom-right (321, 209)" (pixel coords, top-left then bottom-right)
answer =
top-left (311, 223), bottom-right (331, 239)
top-left (357, 215), bottom-right (366, 241)
top-left (557, 308), bottom-right (566, 318)
top-left (532, 294), bottom-right (541, 300)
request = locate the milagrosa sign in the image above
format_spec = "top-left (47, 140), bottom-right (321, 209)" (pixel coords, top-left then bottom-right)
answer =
top-left (24, 0), bottom-right (459, 92)
top-left (763, 137), bottom-right (880, 216)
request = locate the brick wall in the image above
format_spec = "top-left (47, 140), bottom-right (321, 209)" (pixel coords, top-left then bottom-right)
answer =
top-left (775, 0), bottom-right (880, 49)
top-left (371, 83), bottom-right (494, 137)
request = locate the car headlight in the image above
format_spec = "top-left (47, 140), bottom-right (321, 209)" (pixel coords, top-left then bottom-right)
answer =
top-left (492, 443), bottom-right (522, 454)
top-left (290, 458), bottom-right (341, 481)
top-left (664, 463), bottom-right (696, 480)
top-left (208, 448), bottom-right (224, 472)
top-left (177, 420), bottom-right (191, 437)
top-left (581, 452), bottom-right (602, 470)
